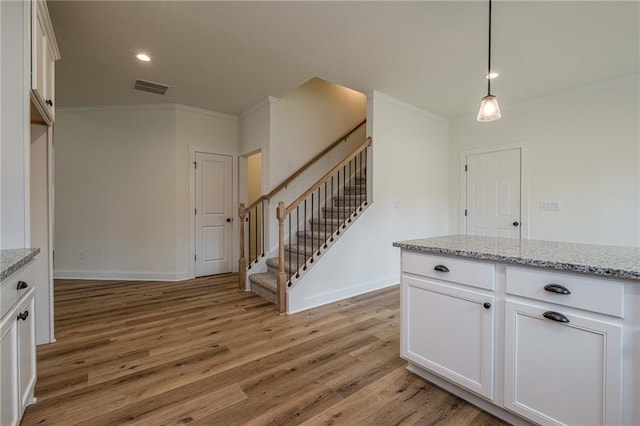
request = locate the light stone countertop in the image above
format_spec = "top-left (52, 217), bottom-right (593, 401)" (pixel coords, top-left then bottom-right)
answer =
top-left (0, 248), bottom-right (40, 282)
top-left (393, 235), bottom-right (640, 281)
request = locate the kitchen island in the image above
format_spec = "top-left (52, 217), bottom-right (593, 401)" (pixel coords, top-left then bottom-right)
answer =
top-left (393, 235), bottom-right (639, 426)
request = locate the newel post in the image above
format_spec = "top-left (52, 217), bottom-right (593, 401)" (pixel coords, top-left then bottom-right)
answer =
top-left (276, 201), bottom-right (287, 314)
top-left (238, 203), bottom-right (247, 291)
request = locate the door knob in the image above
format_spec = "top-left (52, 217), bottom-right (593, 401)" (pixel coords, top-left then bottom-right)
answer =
top-left (512, 221), bottom-right (520, 227)
top-left (226, 218), bottom-right (233, 223)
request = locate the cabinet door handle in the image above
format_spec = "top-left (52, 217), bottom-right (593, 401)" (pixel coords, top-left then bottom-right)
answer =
top-left (483, 302), bottom-right (491, 309)
top-left (434, 265), bottom-right (449, 273)
top-left (543, 311), bottom-right (569, 323)
top-left (544, 284), bottom-right (571, 295)
top-left (17, 311), bottom-right (29, 321)
top-left (17, 280), bottom-right (29, 290)
top-left (46, 99), bottom-right (53, 106)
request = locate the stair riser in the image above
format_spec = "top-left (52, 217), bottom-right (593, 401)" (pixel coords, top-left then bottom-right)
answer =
top-left (250, 283), bottom-right (277, 303)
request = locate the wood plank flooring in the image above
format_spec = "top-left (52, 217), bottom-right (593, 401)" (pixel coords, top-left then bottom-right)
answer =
top-left (22, 275), bottom-right (506, 425)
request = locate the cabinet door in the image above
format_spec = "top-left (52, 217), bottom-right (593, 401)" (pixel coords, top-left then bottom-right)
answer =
top-left (504, 300), bottom-right (622, 425)
top-left (1, 316), bottom-right (19, 426)
top-left (401, 275), bottom-right (495, 399)
top-left (17, 296), bottom-right (36, 411)
top-left (31, 0), bottom-right (56, 122)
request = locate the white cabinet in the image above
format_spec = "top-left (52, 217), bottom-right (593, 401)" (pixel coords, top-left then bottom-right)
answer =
top-left (400, 250), bottom-right (636, 426)
top-left (402, 275), bottom-right (495, 399)
top-left (504, 266), bottom-right (624, 425)
top-left (17, 296), bottom-right (37, 411)
top-left (31, 0), bottom-right (60, 124)
top-left (504, 299), bottom-right (622, 425)
top-left (401, 253), bottom-right (496, 399)
top-left (1, 315), bottom-right (19, 426)
top-left (0, 261), bottom-right (37, 426)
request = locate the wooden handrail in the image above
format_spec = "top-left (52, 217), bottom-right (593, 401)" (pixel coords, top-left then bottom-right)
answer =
top-left (242, 119), bottom-right (366, 214)
top-left (285, 137), bottom-right (371, 216)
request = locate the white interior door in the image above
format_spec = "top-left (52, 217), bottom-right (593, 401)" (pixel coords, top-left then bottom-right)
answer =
top-left (195, 152), bottom-right (233, 277)
top-left (465, 148), bottom-right (521, 238)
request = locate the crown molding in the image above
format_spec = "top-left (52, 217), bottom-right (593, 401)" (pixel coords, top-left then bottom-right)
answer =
top-left (369, 90), bottom-right (450, 124)
top-left (175, 104), bottom-right (238, 121)
top-left (239, 96), bottom-right (279, 120)
top-left (451, 74), bottom-right (640, 124)
top-left (57, 103), bottom-right (238, 121)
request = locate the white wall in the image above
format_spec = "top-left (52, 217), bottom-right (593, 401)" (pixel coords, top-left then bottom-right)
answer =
top-left (269, 77), bottom-right (366, 188)
top-left (54, 106), bottom-right (178, 279)
top-left (1, 0), bottom-right (30, 248)
top-left (450, 77), bottom-right (640, 247)
top-left (54, 104), bottom-right (240, 280)
top-left (288, 91), bottom-right (450, 312)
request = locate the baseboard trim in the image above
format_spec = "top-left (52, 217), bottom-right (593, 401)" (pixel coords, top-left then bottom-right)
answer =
top-left (287, 278), bottom-right (398, 314)
top-left (53, 270), bottom-right (191, 282)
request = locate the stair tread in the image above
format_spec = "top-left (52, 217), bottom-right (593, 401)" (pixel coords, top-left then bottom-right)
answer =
top-left (267, 257), bottom-right (303, 274)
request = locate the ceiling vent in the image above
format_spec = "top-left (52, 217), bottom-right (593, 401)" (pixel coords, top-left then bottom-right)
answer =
top-left (133, 78), bottom-right (170, 95)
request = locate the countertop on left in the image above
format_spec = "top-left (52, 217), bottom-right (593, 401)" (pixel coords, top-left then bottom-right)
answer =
top-left (0, 248), bottom-right (40, 282)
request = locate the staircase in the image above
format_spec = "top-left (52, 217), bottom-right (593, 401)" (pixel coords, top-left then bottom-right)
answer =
top-left (248, 174), bottom-right (367, 304)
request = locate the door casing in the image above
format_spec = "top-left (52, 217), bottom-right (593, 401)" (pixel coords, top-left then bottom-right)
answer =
top-left (459, 144), bottom-right (529, 238)
top-left (188, 146), bottom-right (238, 279)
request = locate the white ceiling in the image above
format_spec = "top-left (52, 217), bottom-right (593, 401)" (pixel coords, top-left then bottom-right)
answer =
top-left (48, 1), bottom-right (639, 119)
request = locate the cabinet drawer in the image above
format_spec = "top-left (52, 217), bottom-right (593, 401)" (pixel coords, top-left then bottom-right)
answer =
top-left (402, 252), bottom-right (495, 290)
top-left (506, 266), bottom-right (624, 318)
top-left (0, 261), bottom-right (35, 322)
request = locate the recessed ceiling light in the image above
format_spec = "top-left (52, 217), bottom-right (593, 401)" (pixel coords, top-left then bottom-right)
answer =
top-left (486, 72), bottom-right (499, 80)
top-left (136, 53), bottom-right (151, 62)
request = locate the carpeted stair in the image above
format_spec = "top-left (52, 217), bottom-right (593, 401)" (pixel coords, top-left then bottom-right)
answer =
top-left (248, 175), bottom-right (367, 304)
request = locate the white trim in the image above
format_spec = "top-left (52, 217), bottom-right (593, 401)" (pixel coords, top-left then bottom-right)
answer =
top-left (23, 0), bottom-right (31, 248)
top-left (239, 96), bottom-right (278, 120)
top-left (458, 144), bottom-right (529, 239)
top-left (34, 0), bottom-right (60, 59)
top-left (175, 104), bottom-right (238, 121)
top-left (56, 103), bottom-right (238, 121)
top-left (53, 270), bottom-right (191, 282)
top-left (56, 104), bottom-right (178, 113)
top-left (288, 280), bottom-right (398, 314)
top-left (188, 146), bottom-right (239, 279)
top-left (452, 74), bottom-right (640, 123)
top-left (370, 90), bottom-right (450, 124)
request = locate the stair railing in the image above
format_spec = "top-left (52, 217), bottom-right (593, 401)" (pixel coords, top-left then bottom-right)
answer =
top-left (239, 119), bottom-right (366, 290)
top-left (276, 136), bottom-right (372, 313)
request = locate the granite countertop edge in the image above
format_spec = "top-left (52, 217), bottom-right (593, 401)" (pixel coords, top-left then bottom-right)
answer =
top-left (0, 248), bottom-right (41, 282)
top-left (393, 239), bottom-right (640, 281)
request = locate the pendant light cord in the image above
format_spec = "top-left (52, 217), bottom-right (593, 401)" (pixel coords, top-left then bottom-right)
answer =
top-left (487, 0), bottom-right (492, 96)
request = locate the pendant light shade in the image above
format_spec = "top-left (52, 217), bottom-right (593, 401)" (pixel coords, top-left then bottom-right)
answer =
top-left (477, 0), bottom-right (501, 122)
top-left (477, 95), bottom-right (501, 122)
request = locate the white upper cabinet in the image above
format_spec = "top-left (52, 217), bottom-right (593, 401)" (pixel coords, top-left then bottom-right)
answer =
top-left (31, 0), bottom-right (60, 124)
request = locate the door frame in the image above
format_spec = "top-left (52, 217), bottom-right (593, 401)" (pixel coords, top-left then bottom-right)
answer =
top-left (458, 144), bottom-right (529, 239)
top-left (188, 146), bottom-right (238, 279)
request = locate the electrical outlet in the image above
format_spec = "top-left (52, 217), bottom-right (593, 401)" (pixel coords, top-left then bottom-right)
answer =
top-left (79, 250), bottom-right (85, 260)
top-left (540, 201), bottom-right (561, 211)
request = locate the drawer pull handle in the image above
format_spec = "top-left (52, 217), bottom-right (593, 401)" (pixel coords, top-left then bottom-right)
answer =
top-left (434, 265), bottom-right (449, 273)
top-left (17, 311), bottom-right (29, 321)
top-left (544, 284), bottom-right (571, 295)
top-left (16, 280), bottom-right (28, 290)
top-left (543, 311), bottom-right (569, 323)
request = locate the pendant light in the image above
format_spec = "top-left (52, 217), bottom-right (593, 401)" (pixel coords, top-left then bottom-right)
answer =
top-left (477, 0), bottom-right (501, 122)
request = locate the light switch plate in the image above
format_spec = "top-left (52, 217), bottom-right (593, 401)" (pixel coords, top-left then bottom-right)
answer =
top-left (540, 201), bottom-right (560, 211)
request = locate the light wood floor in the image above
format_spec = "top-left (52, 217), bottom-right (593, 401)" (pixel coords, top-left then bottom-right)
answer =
top-left (22, 275), bottom-right (506, 425)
